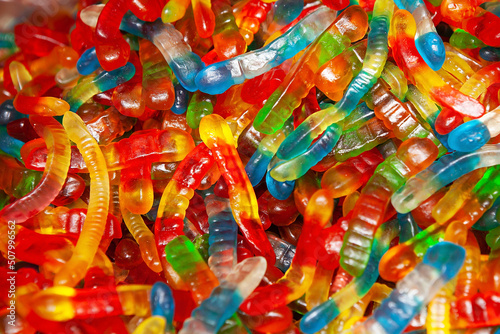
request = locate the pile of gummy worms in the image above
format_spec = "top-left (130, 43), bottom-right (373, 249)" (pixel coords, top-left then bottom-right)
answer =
top-left (0, 0), bottom-right (500, 332)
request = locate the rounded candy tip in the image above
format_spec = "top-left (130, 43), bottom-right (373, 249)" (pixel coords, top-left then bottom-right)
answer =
top-left (423, 241), bottom-right (466, 283)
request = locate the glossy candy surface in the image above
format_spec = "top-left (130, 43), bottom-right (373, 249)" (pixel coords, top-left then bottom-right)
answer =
top-left (340, 137), bottom-right (438, 276)
top-left (195, 7), bottom-right (338, 95)
top-left (2, 0), bottom-right (500, 333)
